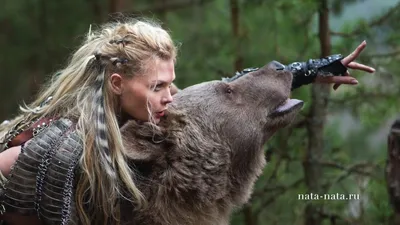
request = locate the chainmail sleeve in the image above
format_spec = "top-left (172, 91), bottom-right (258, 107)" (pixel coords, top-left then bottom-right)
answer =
top-left (287, 54), bottom-right (347, 90)
top-left (222, 54), bottom-right (348, 90)
top-left (0, 118), bottom-right (83, 225)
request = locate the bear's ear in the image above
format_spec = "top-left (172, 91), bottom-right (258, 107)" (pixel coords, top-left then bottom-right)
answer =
top-left (266, 60), bottom-right (286, 70)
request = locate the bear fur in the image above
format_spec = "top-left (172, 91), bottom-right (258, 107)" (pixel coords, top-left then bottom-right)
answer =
top-left (118, 61), bottom-right (304, 225)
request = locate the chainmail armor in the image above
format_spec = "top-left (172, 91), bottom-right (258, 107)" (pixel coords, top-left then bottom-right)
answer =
top-left (0, 118), bottom-right (82, 225)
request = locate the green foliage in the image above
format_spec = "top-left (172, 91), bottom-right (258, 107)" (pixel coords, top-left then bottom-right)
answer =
top-left (364, 178), bottom-right (393, 224)
top-left (0, 0), bottom-right (399, 224)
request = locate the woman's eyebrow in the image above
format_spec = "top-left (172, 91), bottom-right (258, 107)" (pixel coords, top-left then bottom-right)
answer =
top-left (151, 79), bottom-right (175, 85)
top-left (151, 80), bottom-right (166, 85)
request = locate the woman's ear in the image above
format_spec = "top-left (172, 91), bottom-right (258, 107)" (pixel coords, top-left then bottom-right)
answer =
top-left (109, 73), bottom-right (123, 95)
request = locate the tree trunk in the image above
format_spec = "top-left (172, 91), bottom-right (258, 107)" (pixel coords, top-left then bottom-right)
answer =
top-left (243, 204), bottom-right (256, 225)
top-left (387, 119), bottom-right (400, 225)
top-left (109, 0), bottom-right (126, 14)
top-left (87, 0), bottom-right (104, 23)
top-left (230, 1), bottom-right (252, 223)
top-left (158, 0), bottom-right (168, 25)
top-left (303, 0), bottom-right (331, 224)
top-left (230, 0), bottom-right (243, 72)
top-left (28, 0), bottom-right (48, 98)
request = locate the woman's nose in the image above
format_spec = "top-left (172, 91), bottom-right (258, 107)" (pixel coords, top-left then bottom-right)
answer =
top-left (162, 91), bottom-right (173, 104)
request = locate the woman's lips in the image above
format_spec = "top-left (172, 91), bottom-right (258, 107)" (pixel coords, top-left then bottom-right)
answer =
top-left (155, 111), bottom-right (165, 118)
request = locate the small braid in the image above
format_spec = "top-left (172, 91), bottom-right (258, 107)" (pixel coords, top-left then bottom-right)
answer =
top-left (109, 38), bottom-right (133, 47)
top-left (111, 57), bottom-right (128, 66)
top-left (92, 69), bottom-right (117, 180)
top-left (94, 53), bottom-right (128, 67)
top-left (90, 36), bottom-right (140, 175)
top-left (90, 37), bottom-right (131, 181)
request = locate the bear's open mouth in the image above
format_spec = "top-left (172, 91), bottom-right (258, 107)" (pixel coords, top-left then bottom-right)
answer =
top-left (269, 99), bottom-right (304, 117)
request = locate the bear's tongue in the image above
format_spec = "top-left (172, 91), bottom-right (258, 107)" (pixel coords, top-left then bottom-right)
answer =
top-left (275, 99), bottom-right (303, 113)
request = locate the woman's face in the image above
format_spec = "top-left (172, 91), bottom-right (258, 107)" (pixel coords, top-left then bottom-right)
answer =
top-left (117, 59), bottom-right (175, 124)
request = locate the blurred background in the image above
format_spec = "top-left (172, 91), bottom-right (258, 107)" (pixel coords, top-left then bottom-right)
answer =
top-left (0, 0), bottom-right (399, 224)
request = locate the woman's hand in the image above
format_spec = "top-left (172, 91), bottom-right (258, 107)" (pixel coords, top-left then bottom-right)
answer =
top-left (314, 41), bottom-right (375, 90)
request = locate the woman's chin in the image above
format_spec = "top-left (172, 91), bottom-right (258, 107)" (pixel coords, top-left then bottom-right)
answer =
top-left (154, 117), bottom-right (161, 124)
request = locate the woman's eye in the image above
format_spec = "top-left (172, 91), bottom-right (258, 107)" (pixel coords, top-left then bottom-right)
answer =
top-left (152, 85), bottom-right (162, 92)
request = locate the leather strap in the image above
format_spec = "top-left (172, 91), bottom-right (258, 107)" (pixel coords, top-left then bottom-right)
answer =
top-left (7, 117), bottom-right (55, 148)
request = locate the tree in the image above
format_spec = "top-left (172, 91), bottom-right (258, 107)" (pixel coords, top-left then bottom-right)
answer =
top-left (0, 0), bottom-right (399, 224)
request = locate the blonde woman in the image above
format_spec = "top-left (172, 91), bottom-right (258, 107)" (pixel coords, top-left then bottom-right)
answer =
top-left (0, 18), bottom-right (373, 225)
top-left (0, 18), bottom-right (178, 225)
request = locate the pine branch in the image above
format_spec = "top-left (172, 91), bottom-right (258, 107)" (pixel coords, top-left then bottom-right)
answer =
top-left (317, 209), bottom-right (354, 224)
top-left (318, 160), bottom-right (378, 193)
top-left (366, 49), bottom-right (400, 58)
top-left (251, 159), bottom-right (288, 199)
top-left (330, 2), bottom-right (400, 37)
top-left (291, 119), bottom-right (308, 129)
top-left (329, 31), bottom-right (355, 38)
top-left (329, 91), bottom-right (399, 105)
top-left (318, 160), bottom-right (377, 177)
top-left (130, 0), bottom-right (214, 14)
top-left (252, 178), bottom-right (303, 217)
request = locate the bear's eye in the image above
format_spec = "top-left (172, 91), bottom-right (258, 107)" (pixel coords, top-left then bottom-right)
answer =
top-left (226, 87), bottom-right (233, 94)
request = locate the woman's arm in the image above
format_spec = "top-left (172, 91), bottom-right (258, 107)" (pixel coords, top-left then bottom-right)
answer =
top-left (0, 146), bottom-right (21, 177)
top-left (286, 54), bottom-right (347, 90)
top-left (0, 146), bottom-right (45, 225)
top-left (224, 41), bottom-right (374, 90)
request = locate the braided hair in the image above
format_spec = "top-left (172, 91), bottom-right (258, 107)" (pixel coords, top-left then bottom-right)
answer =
top-left (2, 18), bottom-right (177, 225)
top-left (77, 21), bottom-right (176, 224)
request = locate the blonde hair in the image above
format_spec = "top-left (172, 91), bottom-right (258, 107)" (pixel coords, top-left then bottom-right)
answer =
top-left (0, 18), bottom-right (177, 224)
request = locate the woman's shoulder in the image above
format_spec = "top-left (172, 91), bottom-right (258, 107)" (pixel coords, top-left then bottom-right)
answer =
top-left (1, 116), bottom-right (83, 223)
top-left (2, 117), bottom-right (76, 150)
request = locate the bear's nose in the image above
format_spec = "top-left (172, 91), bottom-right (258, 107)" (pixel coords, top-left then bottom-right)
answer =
top-left (268, 60), bottom-right (286, 71)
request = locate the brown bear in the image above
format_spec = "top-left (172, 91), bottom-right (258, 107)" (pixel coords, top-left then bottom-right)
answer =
top-left (118, 61), bottom-right (304, 225)
top-left (0, 61), bottom-right (303, 225)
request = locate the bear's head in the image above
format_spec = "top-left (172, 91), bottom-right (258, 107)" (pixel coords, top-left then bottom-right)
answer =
top-left (120, 61), bottom-right (303, 225)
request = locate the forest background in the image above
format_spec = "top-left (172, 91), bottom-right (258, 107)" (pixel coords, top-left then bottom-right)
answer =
top-left (0, 0), bottom-right (399, 224)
